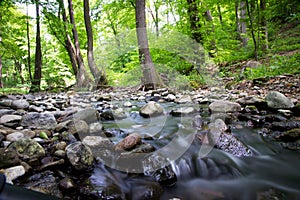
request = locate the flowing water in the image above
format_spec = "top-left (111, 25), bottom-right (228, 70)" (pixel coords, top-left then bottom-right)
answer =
top-left (90, 101), bottom-right (300, 200)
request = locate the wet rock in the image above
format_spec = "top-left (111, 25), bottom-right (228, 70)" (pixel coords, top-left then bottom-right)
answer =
top-left (54, 150), bottom-right (66, 158)
top-left (6, 132), bottom-right (25, 142)
top-left (29, 105), bottom-right (44, 112)
top-left (24, 171), bottom-right (63, 198)
top-left (131, 181), bottom-right (163, 200)
top-left (123, 101), bottom-right (132, 107)
top-left (170, 107), bottom-right (196, 116)
top-left (0, 148), bottom-right (20, 168)
top-left (166, 94), bottom-right (176, 101)
top-left (176, 95), bottom-right (192, 104)
top-left (8, 138), bottom-right (45, 159)
top-left (101, 109), bottom-right (127, 120)
top-left (193, 115), bottom-right (203, 129)
top-left (151, 166), bottom-right (177, 186)
top-left (139, 101), bottom-right (164, 118)
top-left (292, 103), bottom-right (300, 116)
top-left (73, 108), bottom-right (99, 124)
top-left (273, 128), bottom-right (300, 142)
top-left (115, 133), bottom-right (142, 151)
top-left (59, 177), bottom-right (76, 191)
top-left (0, 115), bottom-right (22, 127)
top-left (100, 110), bottom-right (115, 120)
top-left (265, 91), bottom-right (294, 109)
top-left (209, 100), bottom-right (241, 113)
top-left (66, 141), bottom-right (94, 170)
top-left (4, 165), bottom-right (26, 184)
top-left (82, 136), bottom-right (112, 152)
top-left (271, 120), bottom-right (300, 131)
top-left (89, 122), bottom-right (103, 134)
top-left (11, 100), bottom-right (29, 110)
top-left (21, 112), bottom-right (57, 130)
top-left (80, 178), bottom-right (124, 200)
top-left (69, 120), bottom-right (89, 135)
top-left (60, 131), bottom-right (78, 144)
top-left (55, 141), bottom-right (67, 150)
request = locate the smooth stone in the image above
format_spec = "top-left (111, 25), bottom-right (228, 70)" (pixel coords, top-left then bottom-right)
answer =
top-left (82, 136), bottom-right (112, 149)
top-left (66, 141), bottom-right (94, 170)
top-left (11, 100), bottom-right (29, 110)
top-left (89, 122), bottom-right (103, 134)
top-left (176, 95), bottom-right (192, 104)
top-left (265, 91), bottom-right (294, 109)
top-left (21, 112), bottom-right (57, 130)
top-left (170, 107), bottom-right (196, 116)
top-left (209, 100), bottom-right (241, 113)
top-left (115, 133), bottom-right (142, 151)
top-left (0, 115), bottom-right (22, 124)
top-left (29, 105), bottom-right (44, 112)
top-left (123, 101), bottom-right (132, 107)
top-left (4, 165), bottom-right (26, 184)
top-left (139, 101), bottom-right (164, 118)
top-left (6, 132), bottom-right (25, 142)
top-left (73, 108), bottom-right (100, 124)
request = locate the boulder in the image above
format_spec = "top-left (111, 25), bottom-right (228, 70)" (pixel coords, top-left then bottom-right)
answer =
top-left (11, 100), bottom-right (30, 110)
top-left (170, 107), bottom-right (196, 116)
top-left (66, 142), bottom-right (94, 170)
top-left (209, 100), bottom-right (241, 113)
top-left (115, 133), bottom-right (141, 151)
top-left (0, 115), bottom-right (22, 127)
top-left (0, 148), bottom-right (20, 168)
top-left (265, 91), bottom-right (294, 109)
top-left (73, 108), bottom-right (99, 124)
top-left (8, 138), bottom-right (45, 159)
top-left (139, 101), bottom-right (164, 118)
top-left (176, 95), bottom-right (192, 104)
top-left (6, 132), bottom-right (25, 142)
top-left (21, 112), bottom-right (57, 130)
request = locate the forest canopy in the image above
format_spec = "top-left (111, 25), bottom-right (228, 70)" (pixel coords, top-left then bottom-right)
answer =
top-left (0, 0), bottom-right (299, 92)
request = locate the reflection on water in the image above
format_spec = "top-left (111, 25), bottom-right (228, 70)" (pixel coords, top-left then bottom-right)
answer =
top-left (95, 102), bottom-right (300, 199)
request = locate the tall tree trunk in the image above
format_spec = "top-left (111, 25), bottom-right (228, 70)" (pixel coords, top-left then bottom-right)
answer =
top-left (240, 0), bottom-right (248, 47)
top-left (84, 0), bottom-right (107, 88)
top-left (68, 0), bottom-right (89, 88)
top-left (187, 0), bottom-right (202, 44)
top-left (26, 3), bottom-right (32, 82)
top-left (246, 0), bottom-right (258, 60)
top-left (58, 0), bottom-right (78, 76)
top-left (135, 0), bottom-right (162, 90)
top-left (217, 4), bottom-right (223, 25)
top-left (260, 0), bottom-right (268, 51)
top-left (30, 0), bottom-right (42, 92)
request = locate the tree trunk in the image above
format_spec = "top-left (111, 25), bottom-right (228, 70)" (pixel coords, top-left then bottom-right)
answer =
top-left (240, 0), bottom-right (248, 47)
top-left (84, 0), bottom-right (107, 88)
top-left (246, 0), bottom-right (258, 60)
top-left (187, 0), bottom-right (202, 44)
top-left (30, 0), bottom-right (42, 92)
top-left (217, 4), bottom-right (223, 25)
top-left (26, 3), bottom-right (32, 82)
top-left (135, 0), bottom-right (162, 90)
top-left (68, 0), bottom-right (89, 88)
top-left (58, 0), bottom-right (78, 76)
top-left (260, 0), bottom-right (268, 51)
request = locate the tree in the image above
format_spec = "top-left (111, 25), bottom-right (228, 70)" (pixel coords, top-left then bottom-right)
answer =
top-left (26, 2), bottom-right (32, 82)
top-left (83, 0), bottom-right (107, 87)
top-left (246, 0), bottom-right (258, 60)
top-left (186, 0), bottom-right (202, 44)
top-left (68, 0), bottom-right (90, 88)
top-left (134, 0), bottom-right (162, 89)
top-left (259, 0), bottom-right (268, 51)
top-left (30, 0), bottom-right (42, 92)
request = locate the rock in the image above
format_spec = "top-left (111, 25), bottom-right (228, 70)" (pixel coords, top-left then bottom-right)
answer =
top-left (100, 110), bottom-right (115, 120)
top-left (69, 120), bottom-right (89, 135)
top-left (193, 115), bottom-right (203, 129)
top-left (166, 94), bottom-right (176, 101)
top-left (115, 133), bottom-right (142, 151)
top-left (29, 105), bottom-right (44, 112)
top-left (66, 142), bottom-right (94, 170)
top-left (11, 100), bottom-right (29, 110)
top-left (123, 101), bottom-right (132, 107)
top-left (209, 100), bottom-right (241, 113)
top-left (54, 150), bottom-right (66, 158)
top-left (21, 112), bottom-right (57, 130)
top-left (273, 128), bottom-right (300, 142)
top-left (60, 132), bottom-right (78, 144)
top-left (0, 109), bottom-right (15, 117)
top-left (23, 171), bottom-right (63, 198)
top-left (55, 141), bottom-right (67, 150)
top-left (73, 108), bottom-right (99, 124)
top-left (8, 138), bottom-right (45, 159)
top-left (59, 177), bottom-right (76, 191)
top-left (6, 132), bottom-right (25, 142)
top-left (80, 177), bottom-right (124, 200)
top-left (170, 107), bottom-right (196, 116)
top-left (101, 109), bottom-right (127, 120)
top-left (176, 95), bottom-right (192, 104)
top-left (0, 148), bottom-right (20, 168)
top-left (271, 120), bottom-right (300, 131)
top-left (265, 91), bottom-right (294, 109)
top-left (82, 136), bottom-right (112, 151)
top-left (139, 101), bottom-right (164, 118)
top-left (89, 122), bottom-right (103, 134)
top-left (0, 115), bottom-right (22, 127)
top-left (4, 165), bottom-right (26, 184)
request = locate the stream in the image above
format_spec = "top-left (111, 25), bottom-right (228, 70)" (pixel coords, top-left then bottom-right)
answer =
top-left (85, 101), bottom-right (300, 200)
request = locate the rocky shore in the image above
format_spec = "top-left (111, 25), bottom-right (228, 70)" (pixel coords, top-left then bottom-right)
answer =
top-left (0, 74), bottom-right (299, 199)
